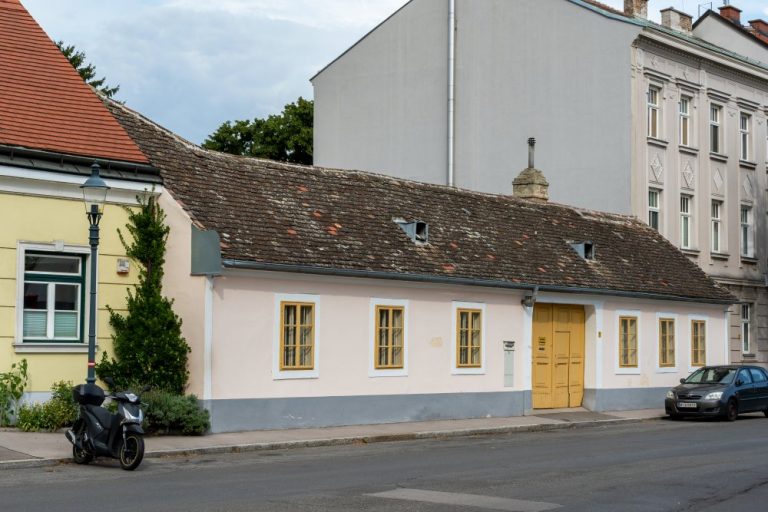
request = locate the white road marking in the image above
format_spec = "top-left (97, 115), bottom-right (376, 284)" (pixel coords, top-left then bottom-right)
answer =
top-left (367, 488), bottom-right (561, 511)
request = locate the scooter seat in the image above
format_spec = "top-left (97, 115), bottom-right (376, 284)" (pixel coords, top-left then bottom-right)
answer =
top-left (85, 404), bottom-right (113, 429)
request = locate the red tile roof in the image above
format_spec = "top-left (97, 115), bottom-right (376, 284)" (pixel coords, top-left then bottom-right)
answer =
top-left (0, 0), bottom-right (148, 163)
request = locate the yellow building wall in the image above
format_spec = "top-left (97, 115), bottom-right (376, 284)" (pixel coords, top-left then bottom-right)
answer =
top-left (0, 192), bottom-right (140, 393)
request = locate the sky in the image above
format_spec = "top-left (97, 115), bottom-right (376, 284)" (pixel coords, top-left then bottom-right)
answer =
top-left (22, 0), bottom-right (768, 145)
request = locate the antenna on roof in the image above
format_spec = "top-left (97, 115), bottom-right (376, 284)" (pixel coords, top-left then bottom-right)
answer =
top-left (698, 2), bottom-right (713, 17)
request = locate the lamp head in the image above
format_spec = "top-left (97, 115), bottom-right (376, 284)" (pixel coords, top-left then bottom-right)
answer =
top-left (81, 162), bottom-right (110, 214)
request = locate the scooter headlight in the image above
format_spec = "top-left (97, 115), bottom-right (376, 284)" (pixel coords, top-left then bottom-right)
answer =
top-left (122, 407), bottom-right (144, 422)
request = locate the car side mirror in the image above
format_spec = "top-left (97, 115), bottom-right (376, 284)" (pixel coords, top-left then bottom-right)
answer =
top-left (679, 378), bottom-right (686, 384)
top-left (735, 379), bottom-right (743, 387)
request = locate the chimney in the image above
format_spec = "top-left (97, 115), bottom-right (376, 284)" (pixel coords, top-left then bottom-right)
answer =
top-left (624, 0), bottom-right (648, 19)
top-left (749, 19), bottom-right (768, 40)
top-left (513, 138), bottom-right (549, 202)
top-left (660, 8), bottom-right (693, 34)
top-left (719, 4), bottom-right (742, 25)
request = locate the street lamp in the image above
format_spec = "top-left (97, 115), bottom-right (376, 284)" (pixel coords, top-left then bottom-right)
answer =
top-left (80, 163), bottom-right (110, 384)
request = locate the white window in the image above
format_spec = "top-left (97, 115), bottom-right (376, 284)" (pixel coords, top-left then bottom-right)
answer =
top-left (648, 189), bottom-right (660, 231)
top-left (680, 195), bottom-right (692, 249)
top-left (711, 200), bottom-right (722, 253)
top-left (710, 105), bottom-right (722, 154)
top-left (648, 86), bottom-right (660, 138)
top-left (740, 113), bottom-right (751, 161)
top-left (740, 206), bottom-right (754, 257)
top-left (679, 96), bottom-right (691, 147)
top-left (741, 304), bottom-right (751, 353)
top-left (22, 253), bottom-right (85, 342)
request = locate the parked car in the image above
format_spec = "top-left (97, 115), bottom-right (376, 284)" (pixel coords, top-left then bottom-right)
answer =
top-left (665, 365), bottom-right (768, 421)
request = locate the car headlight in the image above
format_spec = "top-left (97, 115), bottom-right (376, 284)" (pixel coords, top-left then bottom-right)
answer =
top-left (666, 390), bottom-right (675, 399)
top-left (704, 391), bottom-right (723, 400)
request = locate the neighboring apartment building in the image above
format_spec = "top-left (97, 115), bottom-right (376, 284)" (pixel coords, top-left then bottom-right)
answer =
top-left (312, 0), bottom-right (768, 367)
top-left (0, 0), bottom-right (160, 399)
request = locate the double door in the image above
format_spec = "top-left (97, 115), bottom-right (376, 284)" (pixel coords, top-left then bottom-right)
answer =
top-left (531, 304), bottom-right (585, 409)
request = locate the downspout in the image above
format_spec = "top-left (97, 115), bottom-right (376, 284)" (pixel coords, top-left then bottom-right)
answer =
top-left (204, 276), bottom-right (214, 402)
top-left (447, 0), bottom-right (456, 187)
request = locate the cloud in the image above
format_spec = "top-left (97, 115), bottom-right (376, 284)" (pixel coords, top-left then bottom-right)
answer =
top-left (163, 0), bottom-right (407, 29)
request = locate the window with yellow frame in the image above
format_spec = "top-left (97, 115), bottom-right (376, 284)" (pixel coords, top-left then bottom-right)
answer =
top-left (619, 316), bottom-right (638, 368)
top-left (375, 306), bottom-right (404, 369)
top-left (457, 309), bottom-right (482, 368)
top-left (659, 318), bottom-right (675, 367)
top-left (280, 302), bottom-right (315, 370)
top-left (691, 320), bottom-right (706, 367)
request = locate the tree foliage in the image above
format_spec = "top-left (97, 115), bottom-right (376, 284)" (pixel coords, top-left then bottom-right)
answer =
top-left (95, 196), bottom-right (190, 394)
top-left (203, 97), bottom-right (313, 165)
top-left (55, 40), bottom-right (120, 98)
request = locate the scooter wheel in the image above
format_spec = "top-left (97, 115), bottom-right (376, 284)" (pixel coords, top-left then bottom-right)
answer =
top-left (72, 443), bottom-right (93, 465)
top-left (119, 433), bottom-right (144, 471)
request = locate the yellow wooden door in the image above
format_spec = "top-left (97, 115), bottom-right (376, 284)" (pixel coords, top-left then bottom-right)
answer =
top-left (531, 304), bottom-right (553, 409)
top-left (531, 304), bottom-right (585, 409)
top-left (568, 306), bottom-right (585, 407)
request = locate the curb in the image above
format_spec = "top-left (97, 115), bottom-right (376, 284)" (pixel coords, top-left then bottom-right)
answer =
top-left (0, 415), bottom-right (663, 469)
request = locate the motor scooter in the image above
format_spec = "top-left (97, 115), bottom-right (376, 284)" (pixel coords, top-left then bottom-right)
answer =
top-left (65, 378), bottom-right (149, 471)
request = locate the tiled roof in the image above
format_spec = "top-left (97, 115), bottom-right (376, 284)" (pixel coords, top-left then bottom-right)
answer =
top-left (0, 0), bottom-right (148, 163)
top-left (106, 99), bottom-right (734, 304)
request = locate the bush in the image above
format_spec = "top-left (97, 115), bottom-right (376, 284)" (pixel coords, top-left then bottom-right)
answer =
top-left (16, 381), bottom-right (78, 432)
top-left (143, 390), bottom-right (210, 436)
top-left (0, 359), bottom-right (28, 427)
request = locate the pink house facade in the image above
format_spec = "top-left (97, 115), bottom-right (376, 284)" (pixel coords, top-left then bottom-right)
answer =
top-left (108, 101), bottom-right (735, 433)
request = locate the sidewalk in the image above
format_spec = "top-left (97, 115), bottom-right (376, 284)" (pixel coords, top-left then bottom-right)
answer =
top-left (0, 408), bottom-right (664, 469)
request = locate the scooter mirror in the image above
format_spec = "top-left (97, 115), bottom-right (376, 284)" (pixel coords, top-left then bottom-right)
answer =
top-left (103, 376), bottom-right (115, 388)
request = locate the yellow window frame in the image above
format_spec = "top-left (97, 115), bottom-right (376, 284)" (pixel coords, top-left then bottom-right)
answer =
top-left (280, 302), bottom-right (315, 371)
top-left (691, 320), bottom-right (706, 367)
top-left (375, 306), bottom-right (405, 369)
top-left (618, 316), bottom-right (638, 368)
top-left (659, 318), bottom-right (675, 367)
top-left (456, 309), bottom-right (482, 368)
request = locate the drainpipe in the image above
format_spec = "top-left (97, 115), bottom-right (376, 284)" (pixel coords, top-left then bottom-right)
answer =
top-left (447, 0), bottom-right (456, 187)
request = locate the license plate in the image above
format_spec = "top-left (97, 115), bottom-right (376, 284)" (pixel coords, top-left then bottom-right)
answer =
top-left (677, 402), bottom-right (697, 409)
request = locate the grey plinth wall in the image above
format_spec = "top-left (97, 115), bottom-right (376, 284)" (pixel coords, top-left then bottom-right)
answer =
top-left (203, 391), bottom-right (531, 433)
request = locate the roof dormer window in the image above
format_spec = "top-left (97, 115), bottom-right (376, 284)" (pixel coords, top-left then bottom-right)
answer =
top-left (394, 219), bottom-right (429, 245)
top-left (570, 241), bottom-right (596, 261)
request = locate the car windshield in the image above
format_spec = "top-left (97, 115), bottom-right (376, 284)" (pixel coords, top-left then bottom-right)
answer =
top-left (684, 368), bottom-right (736, 384)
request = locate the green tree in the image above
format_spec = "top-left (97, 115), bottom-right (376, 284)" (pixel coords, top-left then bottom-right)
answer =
top-left (203, 97), bottom-right (313, 165)
top-left (55, 40), bottom-right (120, 98)
top-left (95, 196), bottom-right (190, 394)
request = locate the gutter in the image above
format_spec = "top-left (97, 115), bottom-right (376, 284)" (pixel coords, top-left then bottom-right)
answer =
top-left (0, 144), bottom-right (161, 183)
top-left (222, 259), bottom-right (735, 306)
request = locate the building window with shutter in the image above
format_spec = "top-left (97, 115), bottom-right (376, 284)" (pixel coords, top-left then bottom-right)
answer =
top-left (22, 253), bottom-right (85, 343)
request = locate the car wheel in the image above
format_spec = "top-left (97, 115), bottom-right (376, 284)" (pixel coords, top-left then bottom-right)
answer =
top-left (725, 399), bottom-right (738, 422)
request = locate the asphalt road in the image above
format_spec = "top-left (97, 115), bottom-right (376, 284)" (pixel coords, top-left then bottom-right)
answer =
top-left (2, 415), bottom-right (768, 512)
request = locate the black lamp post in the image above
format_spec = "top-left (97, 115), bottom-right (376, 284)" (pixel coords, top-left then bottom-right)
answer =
top-left (80, 163), bottom-right (110, 384)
